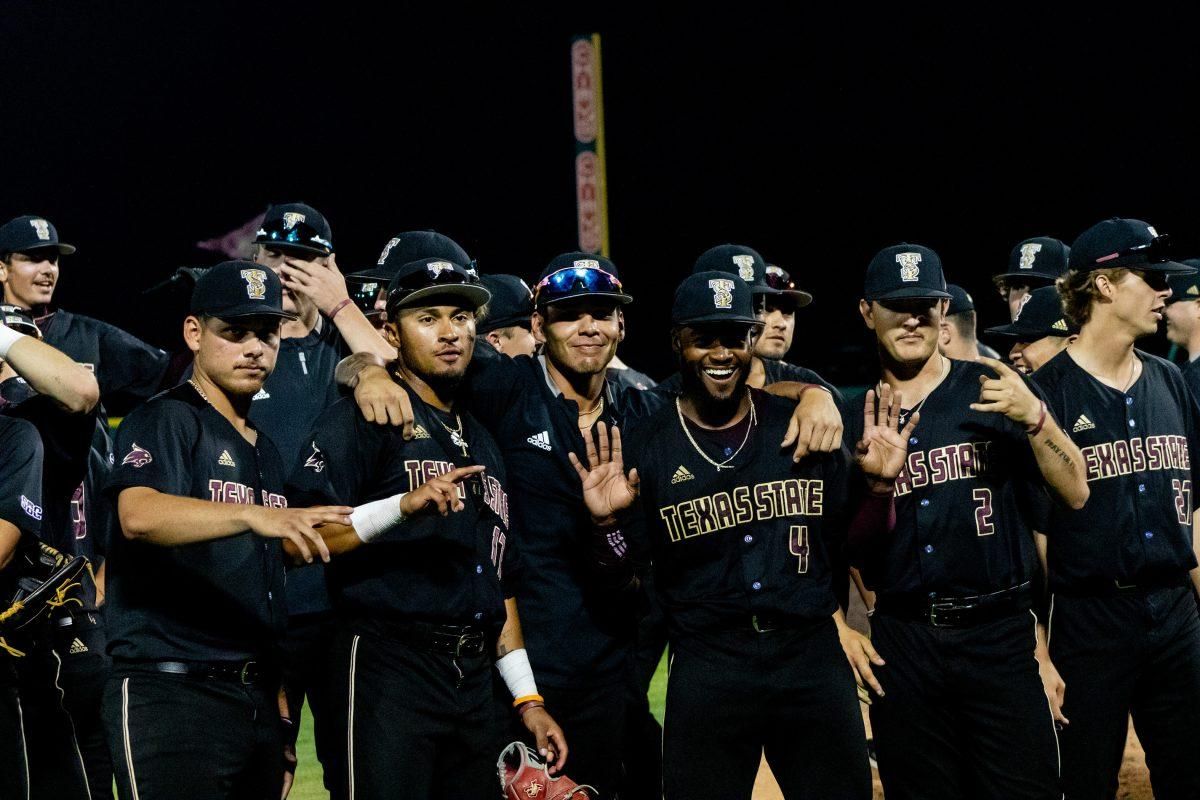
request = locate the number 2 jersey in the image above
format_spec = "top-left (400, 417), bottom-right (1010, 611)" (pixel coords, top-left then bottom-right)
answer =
top-left (1031, 349), bottom-right (1200, 591)
top-left (624, 390), bottom-right (846, 640)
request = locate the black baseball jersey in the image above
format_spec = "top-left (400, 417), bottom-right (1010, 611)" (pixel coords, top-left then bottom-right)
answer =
top-left (624, 390), bottom-right (846, 639)
top-left (843, 360), bottom-right (1042, 597)
top-left (461, 352), bottom-right (664, 687)
top-left (0, 416), bottom-right (45, 538)
top-left (104, 382), bottom-right (288, 663)
top-left (1031, 350), bottom-right (1200, 589)
top-left (1182, 358), bottom-right (1200, 404)
top-left (286, 384), bottom-right (514, 638)
top-left (37, 310), bottom-right (169, 416)
top-left (607, 365), bottom-right (657, 392)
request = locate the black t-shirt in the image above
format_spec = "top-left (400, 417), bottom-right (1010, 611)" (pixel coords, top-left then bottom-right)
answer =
top-left (104, 383), bottom-right (288, 664)
top-left (38, 309), bottom-right (169, 417)
top-left (286, 386), bottom-right (513, 639)
top-left (625, 391), bottom-right (846, 640)
top-left (0, 416), bottom-right (45, 538)
top-left (1031, 349), bottom-right (1200, 590)
top-left (842, 360), bottom-right (1042, 597)
top-left (461, 352), bottom-right (665, 687)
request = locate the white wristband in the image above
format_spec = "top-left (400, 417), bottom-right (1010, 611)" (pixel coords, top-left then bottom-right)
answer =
top-left (350, 493), bottom-right (407, 543)
top-left (0, 325), bottom-right (24, 359)
top-left (496, 648), bottom-right (539, 703)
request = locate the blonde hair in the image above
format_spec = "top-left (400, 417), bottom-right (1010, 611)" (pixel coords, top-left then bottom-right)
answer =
top-left (1056, 267), bottom-right (1129, 327)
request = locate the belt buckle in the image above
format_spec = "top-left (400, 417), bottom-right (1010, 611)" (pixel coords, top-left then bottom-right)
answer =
top-left (927, 600), bottom-right (963, 628)
top-left (454, 632), bottom-right (483, 657)
top-left (1114, 578), bottom-right (1137, 590)
top-left (751, 614), bottom-right (776, 634)
top-left (239, 661), bottom-right (256, 684)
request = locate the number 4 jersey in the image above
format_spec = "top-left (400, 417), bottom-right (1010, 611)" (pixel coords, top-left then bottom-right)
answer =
top-left (1031, 349), bottom-right (1200, 591)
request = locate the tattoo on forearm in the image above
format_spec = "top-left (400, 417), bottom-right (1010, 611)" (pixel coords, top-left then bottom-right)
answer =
top-left (497, 643), bottom-right (510, 658)
top-left (1041, 436), bottom-right (1074, 467)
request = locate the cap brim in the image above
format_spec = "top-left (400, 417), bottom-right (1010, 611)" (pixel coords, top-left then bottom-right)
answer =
top-left (15, 243), bottom-right (75, 256)
top-left (538, 291), bottom-right (633, 307)
top-left (212, 307), bottom-right (298, 321)
top-left (1141, 260), bottom-right (1197, 275)
top-left (255, 240), bottom-right (331, 258)
top-left (348, 267), bottom-right (396, 282)
top-left (673, 314), bottom-right (763, 327)
top-left (776, 289), bottom-right (814, 308)
top-left (984, 322), bottom-right (1061, 339)
top-left (866, 287), bottom-right (953, 301)
top-left (993, 271), bottom-right (1058, 283)
top-left (392, 284), bottom-right (491, 310)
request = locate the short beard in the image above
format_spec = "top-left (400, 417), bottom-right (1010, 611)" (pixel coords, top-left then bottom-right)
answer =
top-left (680, 363), bottom-right (749, 426)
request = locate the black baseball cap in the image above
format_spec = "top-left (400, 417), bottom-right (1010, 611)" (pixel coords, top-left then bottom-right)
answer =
top-left (764, 264), bottom-right (814, 307)
top-left (385, 257), bottom-right (490, 315)
top-left (995, 237), bottom-right (1070, 283)
top-left (0, 304), bottom-right (40, 338)
top-left (478, 274), bottom-right (534, 333)
top-left (1068, 218), bottom-right (1195, 275)
top-left (534, 252), bottom-right (631, 307)
top-left (864, 243), bottom-right (952, 302)
top-left (945, 284), bottom-right (975, 315)
top-left (350, 231), bottom-right (474, 283)
top-left (985, 286), bottom-right (1075, 340)
top-left (254, 202), bottom-right (333, 257)
top-left (0, 216), bottom-right (75, 256)
top-left (190, 260), bottom-right (296, 320)
top-left (693, 244), bottom-right (776, 295)
top-left (672, 271), bottom-right (762, 327)
top-left (1167, 259), bottom-right (1200, 304)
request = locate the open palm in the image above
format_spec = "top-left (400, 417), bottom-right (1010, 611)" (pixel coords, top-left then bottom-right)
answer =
top-left (569, 422), bottom-right (640, 522)
top-left (856, 384), bottom-right (920, 491)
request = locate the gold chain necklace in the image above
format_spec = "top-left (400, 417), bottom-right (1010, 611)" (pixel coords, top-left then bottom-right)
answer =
top-left (676, 392), bottom-right (757, 471)
top-left (439, 413), bottom-right (470, 457)
top-left (188, 378), bottom-right (211, 405)
top-left (578, 397), bottom-right (605, 428)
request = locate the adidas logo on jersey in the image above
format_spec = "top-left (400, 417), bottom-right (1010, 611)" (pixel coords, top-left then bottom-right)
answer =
top-left (252, 388), bottom-right (270, 401)
top-left (68, 638), bottom-right (88, 655)
top-left (218, 450), bottom-right (236, 467)
top-left (412, 425), bottom-right (432, 440)
top-left (527, 431), bottom-right (552, 451)
top-left (671, 465), bottom-right (694, 484)
top-left (1052, 318), bottom-right (1068, 332)
top-left (1072, 415), bottom-right (1096, 433)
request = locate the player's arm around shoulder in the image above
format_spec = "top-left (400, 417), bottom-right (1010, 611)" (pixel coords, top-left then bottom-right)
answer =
top-left (971, 356), bottom-right (1088, 510)
top-left (763, 381), bottom-right (844, 461)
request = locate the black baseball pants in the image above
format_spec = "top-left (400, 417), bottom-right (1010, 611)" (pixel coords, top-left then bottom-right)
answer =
top-left (868, 610), bottom-right (1060, 800)
top-left (52, 613), bottom-right (114, 799)
top-left (0, 659), bottom-right (28, 800)
top-left (661, 618), bottom-right (871, 800)
top-left (16, 633), bottom-right (92, 799)
top-left (280, 610), bottom-right (337, 793)
top-left (1050, 584), bottom-right (1200, 800)
top-left (102, 670), bottom-right (283, 800)
top-left (329, 628), bottom-right (502, 800)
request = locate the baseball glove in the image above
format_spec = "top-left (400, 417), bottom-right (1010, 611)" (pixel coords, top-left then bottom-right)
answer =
top-left (497, 741), bottom-right (597, 800)
top-left (0, 539), bottom-right (88, 656)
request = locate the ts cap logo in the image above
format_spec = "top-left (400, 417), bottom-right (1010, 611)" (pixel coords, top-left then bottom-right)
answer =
top-left (122, 443), bottom-right (153, 468)
top-left (896, 252), bottom-right (922, 282)
top-left (240, 268), bottom-right (268, 300)
top-left (732, 254), bottom-right (755, 282)
top-left (573, 258), bottom-right (600, 269)
top-left (1014, 292), bottom-right (1033, 320)
top-left (378, 237), bottom-right (401, 265)
top-left (29, 219), bottom-right (51, 241)
top-left (708, 278), bottom-right (734, 309)
top-left (426, 260), bottom-right (454, 277)
top-left (1019, 242), bottom-right (1043, 270)
top-left (281, 211), bottom-right (306, 230)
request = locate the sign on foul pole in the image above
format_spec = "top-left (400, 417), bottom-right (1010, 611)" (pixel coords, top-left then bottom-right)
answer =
top-left (571, 34), bottom-right (609, 258)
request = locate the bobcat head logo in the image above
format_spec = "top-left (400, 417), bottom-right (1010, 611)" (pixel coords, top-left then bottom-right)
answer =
top-left (281, 211), bottom-right (306, 230)
top-left (304, 442), bottom-right (325, 473)
top-left (523, 782), bottom-right (545, 797)
top-left (1019, 242), bottom-right (1043, 270)
top-left (896, 252), bottom-right (922, 282)
top-left (240, 269), bottom-right (268, 300)
top-left (708, 278), bottom-right (735, 310)
top-left (29, 219), bottom-right (51, 241)
top-left (732, 254), bottom-right (756, 282)
top-left (121, 444), bottom-right (153, 468)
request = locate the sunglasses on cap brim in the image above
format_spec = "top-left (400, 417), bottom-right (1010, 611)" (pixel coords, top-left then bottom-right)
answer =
top-left (257, 220), bottom-right (332, 253)
top-left (385, 267), bottom-right (480, 310)
top-left (1095, 233), bottom-right (1174, 270)
top-left (764, 268), bottom-right (796, 292)
top-left (533, 266), bottom-right (625, 305)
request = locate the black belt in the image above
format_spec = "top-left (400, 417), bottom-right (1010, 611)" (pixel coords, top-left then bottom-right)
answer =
top-left (147, 660), bottom-right (273, 685)
top-left (1056, 572), bottom-right (1191, 597)
top-left (389, 622), bottom-right (489, 658)
top-left (876, 582), bottom-right (1033, 628)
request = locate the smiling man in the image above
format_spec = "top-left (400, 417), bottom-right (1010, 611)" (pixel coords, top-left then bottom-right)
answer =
top-left (1029, 219), bottom-right (1200, 799)
top-left (984, 286), bottom-right (1077, 375)
top-left (845, 243), bottom-right (1087, 800)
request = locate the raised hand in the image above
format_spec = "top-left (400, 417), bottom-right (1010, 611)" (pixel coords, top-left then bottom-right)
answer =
top-left (855, 383), bottom-right (919, 496)
top-left (970, 356), bottom-right (1042, 426)
top-left (568, 422), bottom-right (640, 524)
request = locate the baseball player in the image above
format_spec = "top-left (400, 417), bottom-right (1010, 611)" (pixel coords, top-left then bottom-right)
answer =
top-left (1163, 261), bottom-right (1200, 399)
top-left (479, 273), bottom-right (537, 357)
top-left (983, 286), bottom-right (1077, 375)
top-left (1029, 218), bottom-right (1200, 799)
top-left (101, 261), bottom-right (351, 800)
top-left (287, 255), bottom-right (569, 799)
top-left (938, 284), bottom-right (1002, 361)
top-left (846, 243), bottom-right (1089, 800)
top-left (570, 271), bottom-right (872, 800)
top-left (346, 229), bottom-right (476, 329)
top-left (994, 236), bottom-right (1071, 321)
top-left (753, 262), bottom-right (812, 361)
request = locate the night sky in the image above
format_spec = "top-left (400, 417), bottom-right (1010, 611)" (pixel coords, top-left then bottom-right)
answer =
top-left (4, 3), bottom-right (1199, 384)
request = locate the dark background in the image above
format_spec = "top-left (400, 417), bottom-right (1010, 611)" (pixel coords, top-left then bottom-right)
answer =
top-left (3, 3), bottom-right (1198, 385)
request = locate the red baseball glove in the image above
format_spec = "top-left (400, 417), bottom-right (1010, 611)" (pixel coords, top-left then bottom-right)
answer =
top-left (497, 741), bottom-right (597, 800)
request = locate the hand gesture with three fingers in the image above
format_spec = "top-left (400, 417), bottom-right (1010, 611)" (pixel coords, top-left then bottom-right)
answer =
top-left (970, 356), bottom-right (1042, 426)
top-left (856, 383), bottom-right (920, 496)
top-left (399, 465), bottom-right (487, 517)
top-left (568, 422), bottom-right (640, 525)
